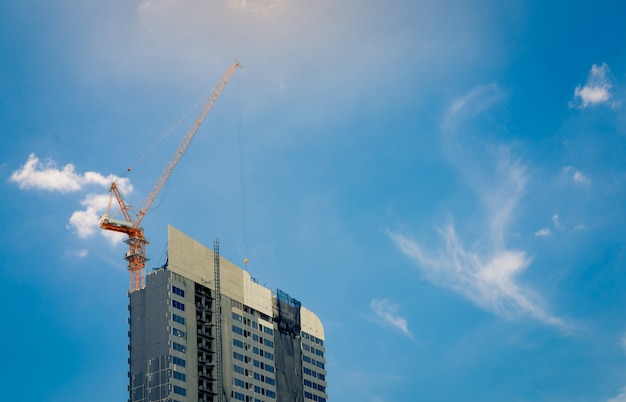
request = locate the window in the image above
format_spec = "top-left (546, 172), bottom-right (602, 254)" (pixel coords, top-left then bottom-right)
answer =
top-left (234, 365), bottom-right (245, 375)
top-left (263, 326), bottom-right (274, 336)
top-left (263, 339), bottom-right (274, 348)
top-left (172, 356), bottom-right (186, 368)
top-left (172, 300), bottom-right (185, 311)
top-left (173, 385), bottom-right (186, 396)
top-left (303, 355), bottom-right (311, 363)
top-left (253, 347), bottom-right (259, 355)
top-left (318, 373), bottom-right (325, 381)
top-left (172, 286), bottom-right (184, 297)
top-left (316, 361), bottom-right (325, 369)
top-left (172, 314), bottom-right (185, 325)
top-left (254, 385), bottom-right (261, 394)
top-left (316, 349), bottom-right (324, 357)
top-left (234, 378), bottom-right (245, 388)
top-left (233, 339), bottom-right (244, 348)
top-left (234, 392), bottom-right (245, 401)
top-left (233, 312), bottom-right (243, 322)
top-left (172, 342), bottom-right (186, 353)
top-left (254, 372), bottom-right (261, 381)
top-left (265, 365), bottom-right (274, 373)
top-left (266, 390), bottom-right (276, 398)
top-left (265, 377), bottom-right (275, 386)
top-left (173, 371), bottom-right (186, 382)
top-left (232, 325), bottom-right (243, 335)
top-left (233, 352), bottom-right (244, 361)
top-left (172, 328), bottom-right (185, 338)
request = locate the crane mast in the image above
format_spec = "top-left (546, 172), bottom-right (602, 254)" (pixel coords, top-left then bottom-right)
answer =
top-left (99, 62), bottom-right (240, 292)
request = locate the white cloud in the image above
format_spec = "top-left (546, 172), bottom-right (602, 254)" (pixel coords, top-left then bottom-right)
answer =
top-left (67, 249), bottom-right (89, 258)
top-left (10, 153), bottom-right (132, 244)
top-left (535, 228), bottom-right (550, 237)
top-left (608, 387), bottom-right (626, 402)
top-left (389, 87), bottom-right (568, 330)
top-left (389, 229), bottom-right (566, 329)
top-left (443, 83), bottom-right (504, 130)
top-left (570, 63), bottom-right (612, 108)
top-left (552, 213), bottom-right (560, 228)
top-left (563, 165), bottom-right (591, 185)
top-left (228, 0), bottom-right (282, 13)
top-left (370, 298), bottom-right (413, 338)
top-left (9, 153), bottom-right (133, 194)
top-left (67, 194), bottom-right (125, 244)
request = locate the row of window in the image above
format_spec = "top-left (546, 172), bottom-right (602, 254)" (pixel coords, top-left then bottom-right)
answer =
top-left (172, 314), bottom-right (185, 325)
top-left (233, 352), bottom-right (275, 373)
top-left (304, 391), bottom-right (326, 402)
top-left (233, 340), bottom-right (275, 361)
top-left (173, 371), bottom-right (186, 382)
top-left (233, 389), bottom-right (276, 401)
top-left (253, 346), bottom-right (274, 361)
top-left (234, 377), bottom-right (276, 393)
top-left (303, 367), bottom-right (325, 381)
top-left (172, 356), bottom-right (185, 368)
top-left (173, 385), bottom-right (186, 396)
top-left (253, 359), bottom-right (275, 373)
top-left (302, 355), bottom-right (325, 369)
top-left (304, 379), bottom-right (326, 393)
top-left (172, 285), bottom-right (185, 297)
top-left (254, 372), bottom-right (276, 386)
top-left (233, 312), bottom-right (274, 335)
top-left (302, 343), bottom-right (324, 357)
top-left (233, 325), bottom-right (275, 348)
top-left (172, 300), bottom-right (185, 311)
top-left (302, 331), bottom-right (324, 347)
top-left (233, 364), bottom-right (276, 386)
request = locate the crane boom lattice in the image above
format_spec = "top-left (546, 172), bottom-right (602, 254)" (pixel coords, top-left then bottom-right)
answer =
top-left (99, 62), bottom-right (240, 292)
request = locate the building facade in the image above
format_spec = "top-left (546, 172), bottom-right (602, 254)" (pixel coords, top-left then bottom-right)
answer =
top-left (128, 225), bottom-right (327, 402)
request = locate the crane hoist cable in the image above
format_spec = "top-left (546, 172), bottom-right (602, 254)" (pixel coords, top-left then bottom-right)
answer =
top-left (99, 62), bottom-right (241, 292)
top-left (236, 72), bottom-right (250, 269)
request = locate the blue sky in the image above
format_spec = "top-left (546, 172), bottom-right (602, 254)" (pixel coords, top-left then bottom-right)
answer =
top-left (2, 0), bottom-right (626, 400)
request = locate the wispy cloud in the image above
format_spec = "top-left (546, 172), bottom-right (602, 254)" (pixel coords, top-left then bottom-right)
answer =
top-left (389, 86), bottom-right (568, 330)
top-left (66, 249), bottom-right (89, 258)
top-left (228, 0), bottom-right (282, 13)
top-left (607, 387), bottom-right (626, 402)
top-left (570, 63), bottom-right (612, 108)
top-left (370, 298), bottom-right (413, 338)
top-left (9, 153), bottom-right (130, 244)
top-left (535, 228), bottom-right (551, 237)
top-left (563, 165), bottom-right (591, 185)
top-left (442, 83), bottom-right (504, 131)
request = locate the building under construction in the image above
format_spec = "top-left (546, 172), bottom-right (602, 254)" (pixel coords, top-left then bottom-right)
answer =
top-left (128, 225), bottom-right (327, 402)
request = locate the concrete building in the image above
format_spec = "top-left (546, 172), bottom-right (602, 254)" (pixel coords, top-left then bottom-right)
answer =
top-left (128, 225), bottom-right (327, 402)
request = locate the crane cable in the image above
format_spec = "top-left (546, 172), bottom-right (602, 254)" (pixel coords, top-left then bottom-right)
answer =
top-left (123, 93), bottom-right (210, 177)
top-left (236, 72), bottom-right (250, 270)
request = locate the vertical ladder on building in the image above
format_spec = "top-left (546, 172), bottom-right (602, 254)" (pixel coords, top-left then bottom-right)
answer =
top-left (213, 238), bottom-right (223, 402)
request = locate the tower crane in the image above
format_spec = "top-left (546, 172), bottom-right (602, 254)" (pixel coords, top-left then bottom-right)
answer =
top-left (99, 62), bottom-right (240, 292)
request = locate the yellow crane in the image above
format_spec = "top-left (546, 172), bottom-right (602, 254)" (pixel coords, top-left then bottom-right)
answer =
top-left (99, 62), bottom-right (240, 292)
